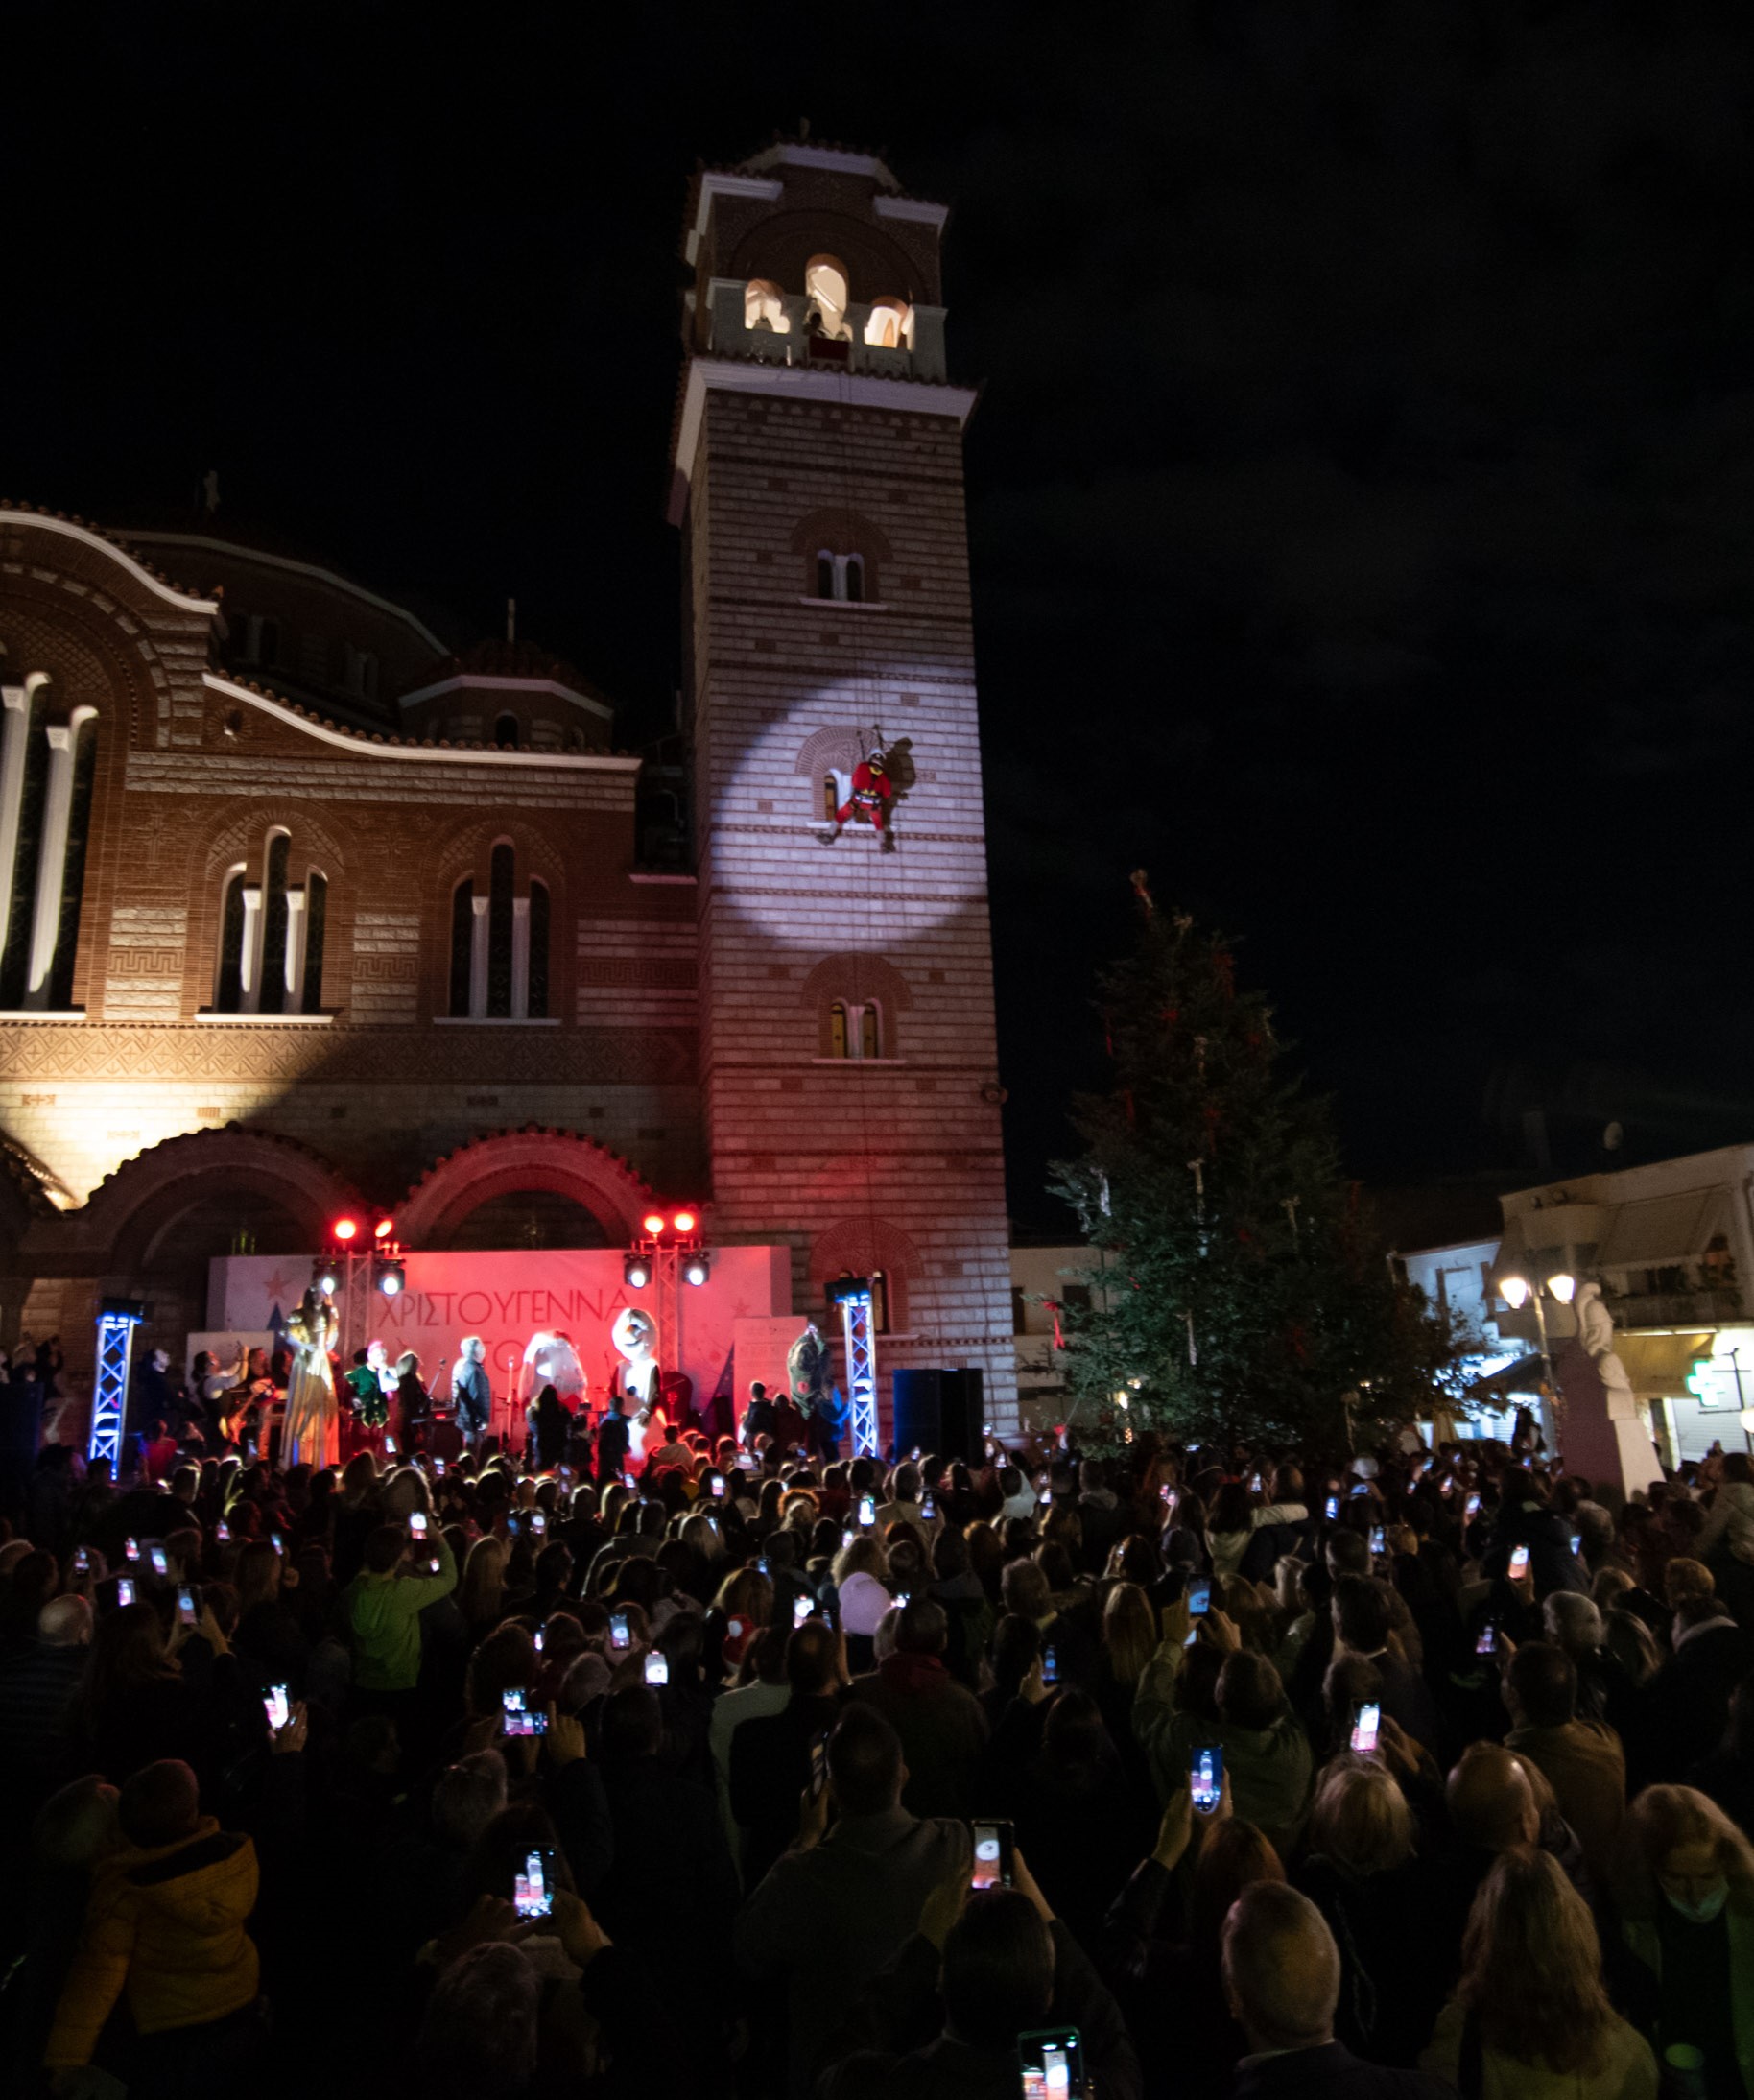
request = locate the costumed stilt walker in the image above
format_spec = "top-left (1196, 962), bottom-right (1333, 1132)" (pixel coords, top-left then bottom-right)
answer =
top-left (601, 1307), bottom-right (660, 1484)
top-left (281, 1288), bottom-right (340, 1469)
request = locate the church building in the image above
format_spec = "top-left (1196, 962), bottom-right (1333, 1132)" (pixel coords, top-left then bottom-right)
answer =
top-left (0, 138), bottom-right (1017, 1445)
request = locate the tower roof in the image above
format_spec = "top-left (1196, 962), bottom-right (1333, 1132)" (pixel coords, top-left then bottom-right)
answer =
top-left (729, 137), bottom-right (906, 193)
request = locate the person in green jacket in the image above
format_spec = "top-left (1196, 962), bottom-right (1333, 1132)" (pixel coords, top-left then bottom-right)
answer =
top-left (342, 1523), bottom-right (457, 1696)
top-left (1133, 1598), bottom-right (1314, 1860)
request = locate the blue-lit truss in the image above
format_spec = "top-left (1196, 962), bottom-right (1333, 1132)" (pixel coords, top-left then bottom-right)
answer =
top-left (840, 1285), bottom-right (878, 1458)
top-left (89, 1309), bottom-right (142, 1467)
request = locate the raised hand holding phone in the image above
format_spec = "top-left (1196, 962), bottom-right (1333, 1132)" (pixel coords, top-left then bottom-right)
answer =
top-left (970, 1818), bottom-right (1015, 1890)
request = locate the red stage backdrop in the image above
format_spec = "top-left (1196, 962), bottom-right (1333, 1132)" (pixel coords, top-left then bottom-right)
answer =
top-left (207, 1247), bottom-right (793, 1412)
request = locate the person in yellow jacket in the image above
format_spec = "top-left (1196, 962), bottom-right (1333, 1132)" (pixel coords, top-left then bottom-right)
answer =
top-left (46, 1759), bottom-right (263, 2086)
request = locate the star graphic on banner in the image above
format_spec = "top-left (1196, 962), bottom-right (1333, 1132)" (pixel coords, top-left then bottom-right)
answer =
top-left (262, 1269), bottom-right (295, 1305)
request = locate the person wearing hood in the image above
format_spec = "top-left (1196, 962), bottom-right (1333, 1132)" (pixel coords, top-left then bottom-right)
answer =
top-left (45, 1758), bottom-right (265, 2087)
top-left (846, 1596), bottom-right (987, 1820)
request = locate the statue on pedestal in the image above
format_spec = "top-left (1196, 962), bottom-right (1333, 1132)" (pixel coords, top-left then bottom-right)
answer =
top-left (1556, 1281), bottom-right (1662, 1498)
top-left (1575, 1282), bottom-right (1639, 1418)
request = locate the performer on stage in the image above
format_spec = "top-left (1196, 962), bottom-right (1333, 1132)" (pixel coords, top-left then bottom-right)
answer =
top-left (343, 1341), bottom-right (392, 1458)
top-left (742, 1379), bottom-right (777, 1450)
top-left (788, 1318), bottom-right (844, 1464)
top-left (282, 1288), bottom-right (340, 1469)
top-left (392, 1349), bottom-right (427, 1454)
top-left (452, 1333), bottom-right (492, 1451)
top-left (600, 1307), bottom-right (660, 1482)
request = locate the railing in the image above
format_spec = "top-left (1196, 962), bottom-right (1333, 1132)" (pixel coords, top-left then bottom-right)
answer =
top-left (1606, 1284), bottom-right (1742, 1328)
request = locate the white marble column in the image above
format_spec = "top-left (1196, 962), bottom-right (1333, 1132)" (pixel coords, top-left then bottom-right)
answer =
top-left (24, 704), bottom-right (96, 1009)
top-left (284, 888), bottom-right (309, 1011)
top-left (469, 894), bottom-right (490, 1017)
top-left (238, 886), bottom-right (264, 1011)
top-left (510, 895), bottom-right (531, 1019)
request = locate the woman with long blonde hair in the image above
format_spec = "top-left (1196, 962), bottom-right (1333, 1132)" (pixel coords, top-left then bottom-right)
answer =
top-left (1422, 1847), bottom-right (1656, 2096)
top-left (456, 1535), bottom-right (509, 1640)
top-left (1101, 1580), bottom-right (1157, 1692)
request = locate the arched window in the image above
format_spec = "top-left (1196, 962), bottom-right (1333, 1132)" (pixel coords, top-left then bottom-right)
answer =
top-left (528, 879), bottom-right (550, 1019)
top-left (256, 831), bottom-right (291, 1014)
top-left (211, 829), bottom-right (325, 1014)
top-left (744, 277), bottom-right (790, 333)
top-left (827, 1266), bottom-right (890, 1334)
top-left (805, 255), bottom-right (850, 339)
top-left (792, 512), bottom-right (889, 603)
top-left (487, 842), bottom-right (515, 1016)
top-left (805, 952), bottom-right (910, 1061)
top-left (864, 298), bottom-right (913, 349)
top-left (448, 845), bottom-right (550, 1020)
top-left (216, 868), bottom-right (247, 1014)
top-left (822, 772), bottom-right (839, 823)
top-left (301, 871), bottom-right (327, 1014)
top-left (449, 879), bottom-right (474, 1016)
top-left (816, 553), bottom-right (866, 604)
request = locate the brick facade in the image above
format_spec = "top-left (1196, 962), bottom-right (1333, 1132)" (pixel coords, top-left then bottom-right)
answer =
top-left (0, 139), bottom-right (1019, 1439)
top-left (676, 143), bottom-right (1019, 1433)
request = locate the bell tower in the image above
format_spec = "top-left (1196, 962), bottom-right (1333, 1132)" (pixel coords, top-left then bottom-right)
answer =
top-left (671, 138), bottom-right (1017, 1440)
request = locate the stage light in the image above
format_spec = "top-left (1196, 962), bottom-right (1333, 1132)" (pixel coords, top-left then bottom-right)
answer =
top-left (624, 1253), bottom-right (652, 1289)
top-left (642, 1212), bottom-right (666, 1237)
top-left (373, 1217), bottom-right (394, 1240)
top-left (683, 1253), bottom-right (711, 1287)
top-left (374, 1256), bottom-right (405, 1297)
top-left (673, 1208), bottom-right (698, 1234)
top-left (332, 1216), bottom-right (359, 1243)
top-left (316, 1268), bottom-right (338, 1296)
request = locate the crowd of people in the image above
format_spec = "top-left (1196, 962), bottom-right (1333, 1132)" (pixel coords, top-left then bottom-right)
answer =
top-left (1, 1406), bottom-right (1752, 2099)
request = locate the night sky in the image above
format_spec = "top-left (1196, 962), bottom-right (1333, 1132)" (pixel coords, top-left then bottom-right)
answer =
top-left (12, 4), bottom-right (1754, 1232)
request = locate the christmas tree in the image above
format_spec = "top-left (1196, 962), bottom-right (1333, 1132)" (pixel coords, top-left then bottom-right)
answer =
top-left (1049, 878), bottom-right (1468, 1451)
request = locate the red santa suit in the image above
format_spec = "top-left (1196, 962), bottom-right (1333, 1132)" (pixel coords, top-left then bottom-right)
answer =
top-left (837, 750), bottom-right (893, 832)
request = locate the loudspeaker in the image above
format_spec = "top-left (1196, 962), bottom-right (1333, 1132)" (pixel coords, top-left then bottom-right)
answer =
top-left (937, 1369), bottom-right (984, 1463)
top-left (890, 1368), bottom-right (984, 1464)
top-left (890, 1369), bottom-right (941, 1459)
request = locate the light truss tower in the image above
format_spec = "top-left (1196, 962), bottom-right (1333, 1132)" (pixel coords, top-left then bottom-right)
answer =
top-left (90, 1299), bottom-right (145, 1468)
top-left (839, 1281), bottom-right (879, 1458)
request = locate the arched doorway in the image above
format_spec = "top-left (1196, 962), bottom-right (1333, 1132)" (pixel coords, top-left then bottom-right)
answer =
top-left (397, 1128), bottom-right (656, 1251)
top-left (79, 1129), bottom-right (360, 1365)
top-left (427, 1188), bottom-right (613, 1252)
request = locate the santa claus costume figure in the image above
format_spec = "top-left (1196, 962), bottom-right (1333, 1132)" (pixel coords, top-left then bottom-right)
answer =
top-left (834, 743), bottom-right (893, 842)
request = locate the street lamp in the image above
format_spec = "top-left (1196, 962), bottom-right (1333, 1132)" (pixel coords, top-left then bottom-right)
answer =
top-left (1498, 1268), bottom-right (1576, 1395)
